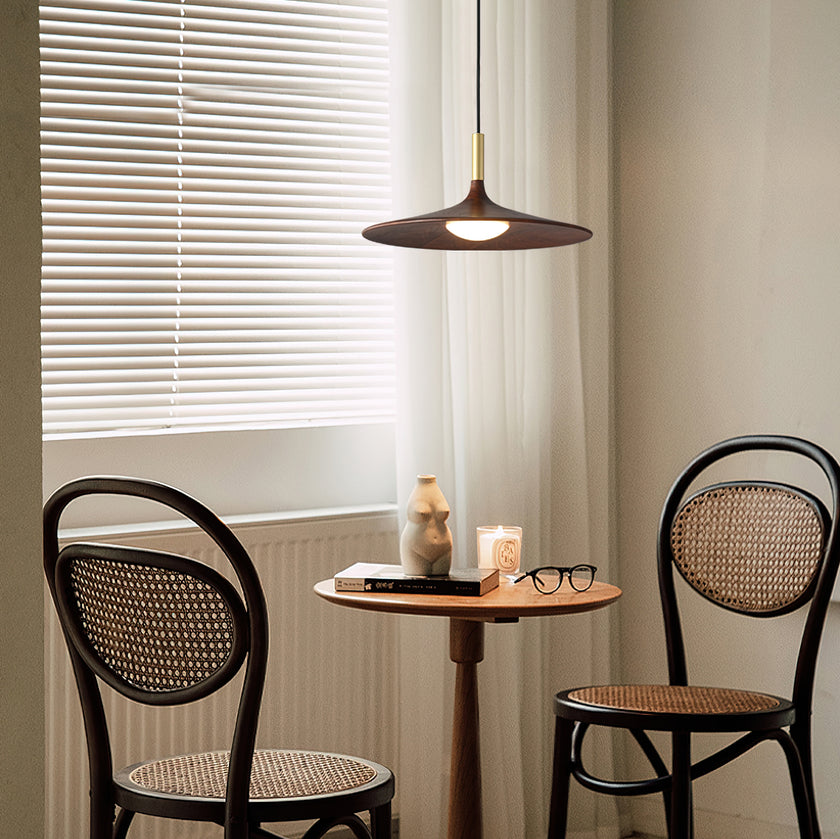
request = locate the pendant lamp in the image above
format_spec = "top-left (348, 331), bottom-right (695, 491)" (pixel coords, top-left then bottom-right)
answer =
top-left (362, 0), bottom-right (592, 251)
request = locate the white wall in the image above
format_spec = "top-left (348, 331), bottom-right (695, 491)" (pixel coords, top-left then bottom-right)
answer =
top-left (0, 3), bottom-right (45, 838)
top-left (614, 2), bottom-right (840, 836)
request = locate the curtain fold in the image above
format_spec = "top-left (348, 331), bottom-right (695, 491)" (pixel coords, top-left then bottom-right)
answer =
top-left (389, 2), bottom-right (615, 837)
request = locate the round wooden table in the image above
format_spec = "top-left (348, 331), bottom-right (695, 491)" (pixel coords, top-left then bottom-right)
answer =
top-left (314, 576), bottom-right (621, 839)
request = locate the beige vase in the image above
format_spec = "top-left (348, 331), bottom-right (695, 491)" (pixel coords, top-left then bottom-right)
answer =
top-left (400, 475), bottom-right (453, 576)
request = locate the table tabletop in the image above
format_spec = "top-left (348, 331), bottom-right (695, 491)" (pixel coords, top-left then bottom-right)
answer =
top-left (313, 575), bottom-right (621, 621)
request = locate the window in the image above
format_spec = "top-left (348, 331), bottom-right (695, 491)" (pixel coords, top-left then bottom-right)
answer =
top-left (40, 0), bottom-right (395, 439)
top-left (40, 0), bottom-right (397, 524)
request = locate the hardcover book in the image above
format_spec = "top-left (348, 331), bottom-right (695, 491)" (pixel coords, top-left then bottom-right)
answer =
top-left (334, 562), bottom-right (499, 596)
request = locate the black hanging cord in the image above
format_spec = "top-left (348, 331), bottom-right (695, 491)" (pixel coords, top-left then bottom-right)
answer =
top-left (475, 0), bottom-right (481, 134)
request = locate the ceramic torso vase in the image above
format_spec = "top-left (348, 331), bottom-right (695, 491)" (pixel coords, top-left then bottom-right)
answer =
top-left (400, 475), bottom-right (453, 576)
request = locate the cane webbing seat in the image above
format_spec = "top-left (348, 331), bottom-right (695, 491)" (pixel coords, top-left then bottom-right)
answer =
top-left (549, 436), bottom-right (840, 839)
top-left (44, 477), bottom-right (394, 839)
top-left (123, 750), bottom-right (379, 800)
top-left (567, 685), bottom-right (783, 717)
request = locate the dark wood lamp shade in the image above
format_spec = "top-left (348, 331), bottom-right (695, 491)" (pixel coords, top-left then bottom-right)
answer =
top-left (362, 179), bottom-right (592, 251)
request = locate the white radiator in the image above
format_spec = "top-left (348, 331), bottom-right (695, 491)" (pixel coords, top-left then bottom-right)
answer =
top-left (45, 507), bottom-right (401, 839)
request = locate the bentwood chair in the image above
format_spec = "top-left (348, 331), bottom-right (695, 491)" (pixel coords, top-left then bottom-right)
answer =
top-left (44, 477), bottom-right (394, 839)
top-left (549, 435), bottom-right (840, 839)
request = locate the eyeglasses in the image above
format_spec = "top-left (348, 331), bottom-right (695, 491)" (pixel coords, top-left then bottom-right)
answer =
top-left (514, 565), bottom-right (597, 594)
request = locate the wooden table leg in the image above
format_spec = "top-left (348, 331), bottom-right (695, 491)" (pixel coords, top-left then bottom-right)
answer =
top-left (448, 618), bottom-right (485, 839)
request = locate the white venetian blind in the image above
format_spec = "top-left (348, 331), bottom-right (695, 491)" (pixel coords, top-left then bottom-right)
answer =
top-left (40, 0), bottom-right (394, 439)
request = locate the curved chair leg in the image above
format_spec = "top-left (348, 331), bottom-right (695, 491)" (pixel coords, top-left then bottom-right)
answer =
top-left (112, 808), bottom-right (135, 839)
top-left (548, 717), bottom-right (574, 838)
top-left (776, 729), bottom-right (817, 839)
top-left (669, 732), bottom-right (693, 839)
top-left (302, 814), bottom-right (371, 839)
top-left (629, 729), bottom-right (672, 827)
top-left (370, 802), bottom-right (392, 839)
top-left (793, 724), bottom-right (820, 839)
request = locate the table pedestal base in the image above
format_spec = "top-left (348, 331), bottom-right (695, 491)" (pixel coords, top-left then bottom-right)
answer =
top-left (448, 618), bottom-right (485, 839)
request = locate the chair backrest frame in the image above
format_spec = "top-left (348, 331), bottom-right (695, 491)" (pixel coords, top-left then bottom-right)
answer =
top-left (44, 476), bottom-right (269, 839)
top-left (656, 436), bottom-right (840, 724)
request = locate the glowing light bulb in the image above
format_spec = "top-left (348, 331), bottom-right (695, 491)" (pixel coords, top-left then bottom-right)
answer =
top-left (445, 219), bottom-right (510, 241)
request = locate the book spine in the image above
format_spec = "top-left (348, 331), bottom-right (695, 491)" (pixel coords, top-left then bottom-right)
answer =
top-left (361, 579), bottom-right (483, 596)
top-left (334, 579), bottom-right (366, 592)
top-left (334, 573), bottom-right (493, 596)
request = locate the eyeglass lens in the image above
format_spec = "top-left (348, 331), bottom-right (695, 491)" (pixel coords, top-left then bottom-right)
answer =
top-left (532, 566), bottom-right (594, 593)
top-left (533, 568), bottom-right (562, 593)
top-left (569, 565), bottom-right (595, 591)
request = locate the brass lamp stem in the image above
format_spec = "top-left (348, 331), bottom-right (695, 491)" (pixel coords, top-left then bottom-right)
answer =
top-left (471, 133), bottom-right (484, 181)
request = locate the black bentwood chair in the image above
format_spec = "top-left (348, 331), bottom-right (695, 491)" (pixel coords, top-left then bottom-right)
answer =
top-left (44, 477), bottom-right (394, 839)
top-left (549, 435), bottom-right (840, 839)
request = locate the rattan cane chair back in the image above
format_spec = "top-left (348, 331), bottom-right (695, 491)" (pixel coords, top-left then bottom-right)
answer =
top-left (44, 477), bottom-right (394, 839)
top-left (670, 482), bottom-right (827, 616)
top-left (549, 435), bottom-right (840, 839)
top-left (55, 544), bottom-right (248, 703)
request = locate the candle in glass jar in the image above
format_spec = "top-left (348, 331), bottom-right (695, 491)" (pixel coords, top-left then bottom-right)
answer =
top-left (476, 525), bottom-right (522, 573)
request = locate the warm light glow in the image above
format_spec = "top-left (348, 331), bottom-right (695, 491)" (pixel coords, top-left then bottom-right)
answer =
top-left (445, 219), bottom-right (510, 241)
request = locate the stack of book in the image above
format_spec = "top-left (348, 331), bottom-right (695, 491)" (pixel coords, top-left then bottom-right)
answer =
top-left (333, 562), bottom-right (499, 596)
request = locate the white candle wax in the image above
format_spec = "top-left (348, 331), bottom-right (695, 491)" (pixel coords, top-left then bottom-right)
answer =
top-left (476, 525), bottom-right (522, 573)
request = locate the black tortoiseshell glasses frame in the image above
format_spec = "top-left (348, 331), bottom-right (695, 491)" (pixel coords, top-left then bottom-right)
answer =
top-left (514, 565), bottom-right (597, 593)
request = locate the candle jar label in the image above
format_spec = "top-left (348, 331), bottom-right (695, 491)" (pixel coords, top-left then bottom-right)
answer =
top-left (492, 537), bottom-right (520, 572)
top-left (477, 525), bottom-right (522, 573)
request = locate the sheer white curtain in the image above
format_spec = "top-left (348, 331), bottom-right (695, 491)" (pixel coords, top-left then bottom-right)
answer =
top-left (389, 2), bottom-right (615, 838)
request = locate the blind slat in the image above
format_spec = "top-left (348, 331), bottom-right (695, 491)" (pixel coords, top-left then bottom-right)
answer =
top-left (41, 0), bottom-right (394, 439)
